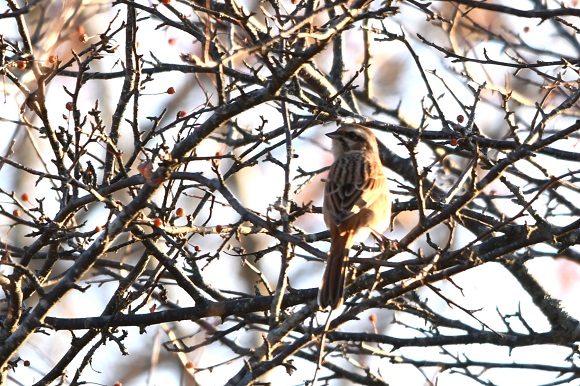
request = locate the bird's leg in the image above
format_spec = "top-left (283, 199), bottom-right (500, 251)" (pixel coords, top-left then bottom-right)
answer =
top-left (370, 228), bottom-right (400, 254)
top-left (370, 229), bottom-right (389, 252)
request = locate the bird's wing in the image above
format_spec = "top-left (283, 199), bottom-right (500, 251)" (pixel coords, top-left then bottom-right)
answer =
top-left (324, 153), bottom-right (386, 226)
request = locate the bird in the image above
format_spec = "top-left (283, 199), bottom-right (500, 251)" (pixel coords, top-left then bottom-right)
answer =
top-left (318, 124), bottom-right (391, 310)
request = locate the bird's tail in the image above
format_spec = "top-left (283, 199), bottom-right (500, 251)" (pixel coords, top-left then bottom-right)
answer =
top-left (318, 232), bottom-right (353, 309)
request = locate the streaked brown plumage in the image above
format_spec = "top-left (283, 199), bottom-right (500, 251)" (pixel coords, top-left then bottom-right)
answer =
top-left (318, 124), bottom-right (391, 309)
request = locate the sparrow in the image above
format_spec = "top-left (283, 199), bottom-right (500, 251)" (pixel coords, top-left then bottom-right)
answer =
top-left (318, 124), bottom-right (391, 309)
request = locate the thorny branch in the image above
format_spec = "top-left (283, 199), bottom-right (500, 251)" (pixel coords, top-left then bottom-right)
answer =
top-left (1, 1), bottom-right (580, 385)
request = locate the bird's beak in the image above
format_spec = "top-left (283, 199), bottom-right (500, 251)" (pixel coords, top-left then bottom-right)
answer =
top-left (326, 130), bottom-right (340, 139)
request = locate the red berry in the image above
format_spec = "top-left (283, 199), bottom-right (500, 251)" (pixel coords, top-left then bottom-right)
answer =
top-left (137, 161), bottom-right (153, 180)
top-left (457, 115), bottom-right (464, 123)
top-left (176, 207), bottom-right (185, 217)
top-left (177, 110), bottom-right (187, 118)
top-left (153, 218), bottom-right (163, 227)
top-left (66, 102), bottom-right (74, 111)
top-left (168, 38), bottom-right (176, 45)
top-left (167, 87), bottom-right (176, 94)
top-left (13, 209), bottom-right (21, 217)
top-left (21, 193), bottom-right (30, 202)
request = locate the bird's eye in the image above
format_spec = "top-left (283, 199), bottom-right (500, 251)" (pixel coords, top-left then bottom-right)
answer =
top-left (346, 131), bottom-right (358, 140)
